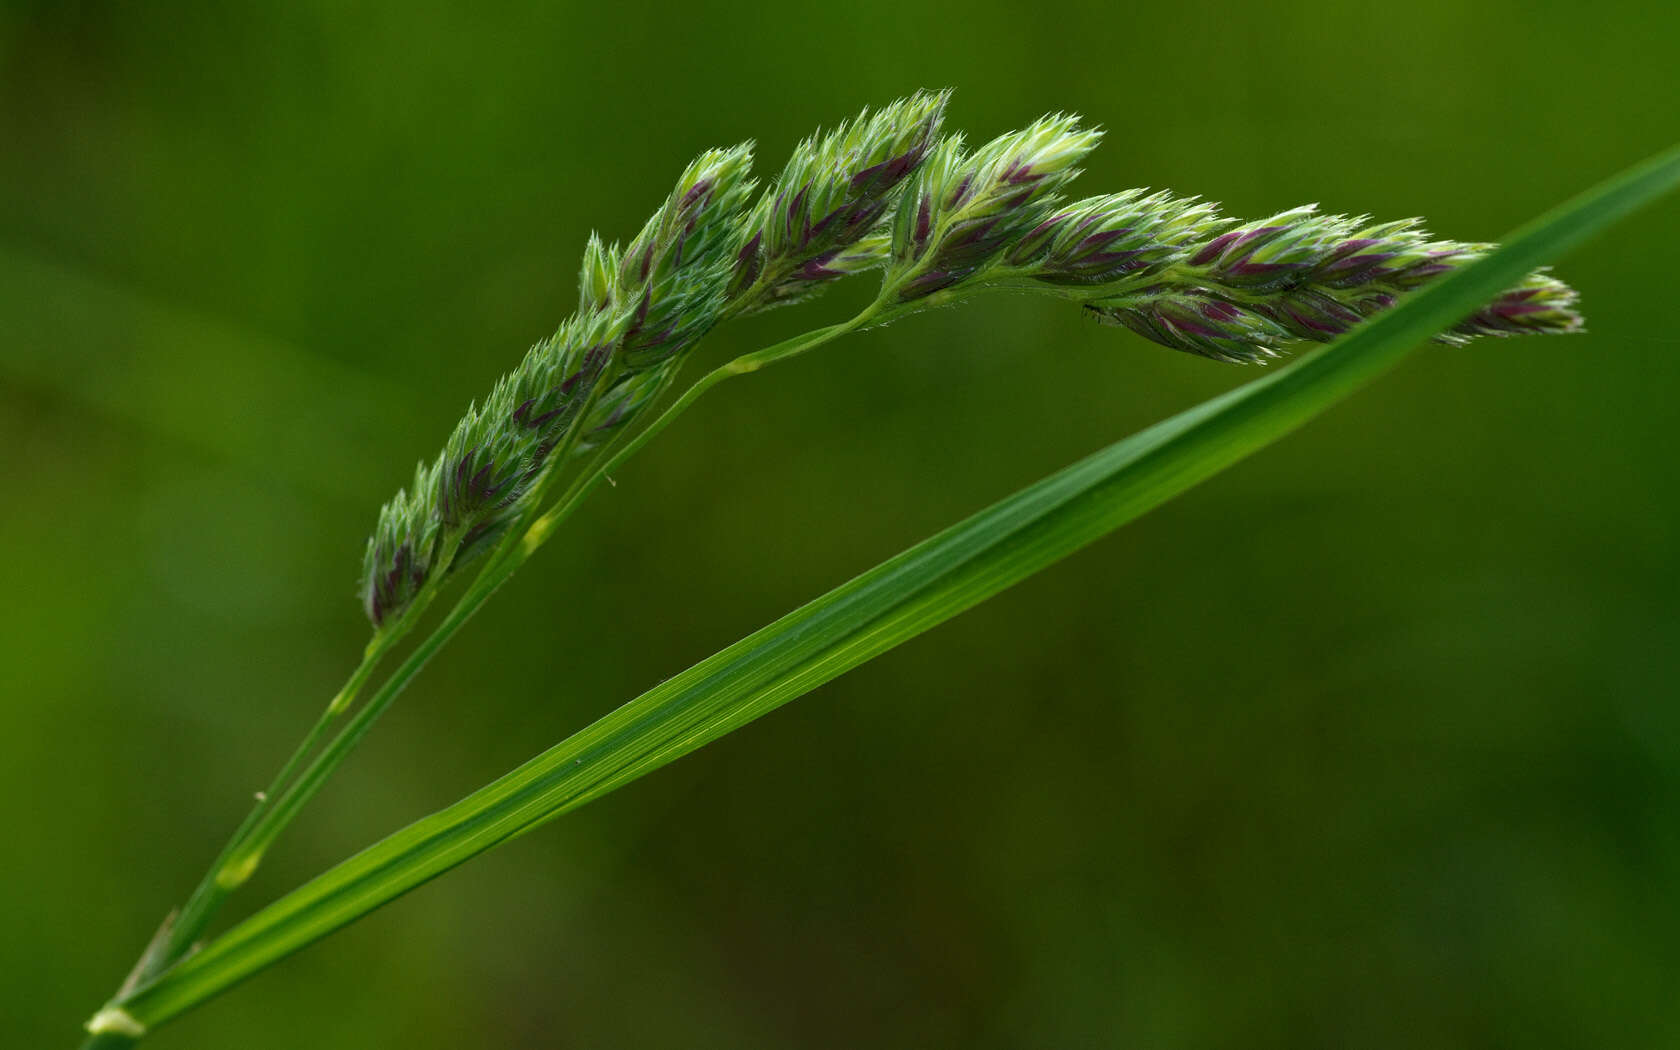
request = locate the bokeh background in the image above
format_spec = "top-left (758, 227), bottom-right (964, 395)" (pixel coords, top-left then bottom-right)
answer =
top-left (4, 2), bottom-right (1678, 1047)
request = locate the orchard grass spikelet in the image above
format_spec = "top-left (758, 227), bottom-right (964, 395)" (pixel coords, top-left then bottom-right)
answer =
top-left (887, 114), bottom-right (1105, 301)
top-left (361, 463), bottom-right (443, 627)
top-left (1003, 189), bottom-right (1230, 287)
top-left (576, 233), bottom-right (617, 316)
top-left (86, 87), bottom-right (1660, 1050)
top-left (571, 147), bottom-right (758, 467)
top-left (1440, 268), bottom-right (1581, 339)
top-left (730, 89), bottom-right (949, 311)
top-left (614, 145), bottom-right (758, 372)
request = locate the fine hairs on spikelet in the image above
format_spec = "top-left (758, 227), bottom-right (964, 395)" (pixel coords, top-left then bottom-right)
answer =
top-left (360, 89), bottom-right (1583, 626)
top-left (730, 89), bottom-right (950, 311)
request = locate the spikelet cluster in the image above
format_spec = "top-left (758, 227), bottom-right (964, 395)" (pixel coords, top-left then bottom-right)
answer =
top-left (360, 149), bottom-right (756, 625)
top-left (887, 115), bottom-right (1105, 301)
top-left (361, 311), bottom-right (621, 626)
top-left (1001, 189), bottom-right (1229, 287)
top-left (731, 90), bottom-right (949, 311)
top-left (360, 89), bottom-right (1585, 627)
top-left (1083, 208), bottom-right (1582, 362)
top-left (613, 147), bottom-right (758, 371)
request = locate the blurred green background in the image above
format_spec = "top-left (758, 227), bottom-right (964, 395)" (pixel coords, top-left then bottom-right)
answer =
top-left (4, 2), bottom-right (1678, 1046)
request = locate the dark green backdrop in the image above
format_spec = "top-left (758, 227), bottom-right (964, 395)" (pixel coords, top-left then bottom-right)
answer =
top-left (4, 2), bottom-right (1678, 1046)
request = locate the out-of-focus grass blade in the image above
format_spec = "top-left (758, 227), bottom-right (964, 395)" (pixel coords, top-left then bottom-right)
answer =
top-left (113, 142), bottom-right (1680, 1031)
top-left (0, 246), bottom-right (407, 503)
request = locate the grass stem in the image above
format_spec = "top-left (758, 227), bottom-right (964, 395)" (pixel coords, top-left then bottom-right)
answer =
top-left (141, 314), bottom-right (863, 973)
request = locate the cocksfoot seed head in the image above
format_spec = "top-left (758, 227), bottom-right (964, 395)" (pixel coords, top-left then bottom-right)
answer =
top-left (361, 89), bottom-right (1586, 625)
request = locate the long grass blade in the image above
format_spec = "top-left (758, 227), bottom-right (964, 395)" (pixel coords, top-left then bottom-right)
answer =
top-left (112, 142), bottom-right (1680, 1030)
